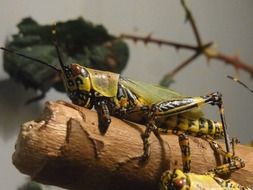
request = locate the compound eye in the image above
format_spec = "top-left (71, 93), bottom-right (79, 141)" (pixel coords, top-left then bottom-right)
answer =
top-left (71, 64), bottom-right (81, 75)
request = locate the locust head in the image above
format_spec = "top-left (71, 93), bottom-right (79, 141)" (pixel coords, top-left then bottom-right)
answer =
top-left (0, 45), bottom-right (119, 108)
top-left (60, 63), bottom-right (92, 108)
top-left (60, 62), bottom-right (120, 108)
top-left (0, 46), bottom-right (93, 108)
top-left (160, 169), bottom-right (190, 190)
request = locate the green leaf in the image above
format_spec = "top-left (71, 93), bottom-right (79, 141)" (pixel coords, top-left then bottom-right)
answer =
top-left (3, 17), bottom-right (129, 99)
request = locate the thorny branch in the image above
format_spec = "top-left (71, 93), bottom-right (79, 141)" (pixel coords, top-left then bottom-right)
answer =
top-left (207, 50), bottom-right (253, 77)
top-left (120, 34), bottom-right (199, 51)
top-left (181, 0), bottom-right (202, 47)
top-left (121, 0), bottom-right (253, 85)
top-left (160, 43), bottom-right (212, 86)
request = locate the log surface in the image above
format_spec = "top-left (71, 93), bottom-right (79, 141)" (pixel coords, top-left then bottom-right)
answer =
top-left (12, 101), bottom-right (253, 190)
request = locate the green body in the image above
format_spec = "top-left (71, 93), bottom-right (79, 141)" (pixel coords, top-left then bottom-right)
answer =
top-left (62, 64), bottom-right (223, 139)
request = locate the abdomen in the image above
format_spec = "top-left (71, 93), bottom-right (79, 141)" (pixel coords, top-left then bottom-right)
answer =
top-left (160, 115), bottom-right (224, 139)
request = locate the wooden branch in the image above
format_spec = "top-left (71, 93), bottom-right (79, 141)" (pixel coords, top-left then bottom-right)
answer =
top-left (13, 101), bottom-right (253, 190)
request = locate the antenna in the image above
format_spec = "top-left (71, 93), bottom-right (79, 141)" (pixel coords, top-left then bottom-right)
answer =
top-left (227, 75), bottom-right (253, 93)
top-left (0, 47), bottom-right (60, 72)
top-left (51, 22), bottom-right (67, 73)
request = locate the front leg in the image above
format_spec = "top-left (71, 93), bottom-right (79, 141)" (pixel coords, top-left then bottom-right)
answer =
top-left (178, 133), bottom-right (191, 173)
top-left (95, 100), bottom-right (111, 135)
top-left (141, 120), bottom-right (158, 162)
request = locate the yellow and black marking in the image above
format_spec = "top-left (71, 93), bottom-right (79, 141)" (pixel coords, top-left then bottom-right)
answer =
top-left (178, 133), bottom-right (191, 173)
top-left (152, 92), bottom-right (222, 117)
top-left (95, 100), bottom-right (112, 135)
top-left (202, 137), bottom-right (245, 175)
top-left (211, 156), bottom-right (245, 175)
top-left (162, 115), bottom-right (223, 139)
top-left (160, 168), bottom-right (252, 190)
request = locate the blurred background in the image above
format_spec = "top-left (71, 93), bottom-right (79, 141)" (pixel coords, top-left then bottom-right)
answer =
top-left (0, 0), bottom-right (252, 189)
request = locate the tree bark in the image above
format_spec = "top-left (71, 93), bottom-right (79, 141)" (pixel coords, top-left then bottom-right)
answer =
top-left (12, 101), bottom-right (253, 190)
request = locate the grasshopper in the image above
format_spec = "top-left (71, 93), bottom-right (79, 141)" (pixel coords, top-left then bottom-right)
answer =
top-left (0, 44), bottom-right (232, 169)
top-left (161, 135), bottom-right (248, 190)
top-left (160, 154), bottom-right (249, 190)
top-left (160, 162), bottom-right (251, 190)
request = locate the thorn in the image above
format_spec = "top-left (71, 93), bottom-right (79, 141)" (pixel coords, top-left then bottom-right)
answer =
top-left (144, 33), bottom-right (152, 45)
top-left (147, 33), bottom-right (152, 39)
top-left (133, 37), bottom-right (138, 44)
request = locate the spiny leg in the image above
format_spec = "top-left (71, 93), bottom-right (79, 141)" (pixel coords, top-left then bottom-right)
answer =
top-left (204, 136), bottom-right (245, 175)
top-left (205, 156), bottom-right (247, 190)
top-left (95, 100), bottom-right (111, 135)
top-left (141, 120), bottom-right (157, 161)
top-left (156, 128), bottom-right (191, 172)
top-left (204, 135), bottom-right (230, 158)
top-left (216, 102), bottom-right (231, 155)
top-left (231, 137), bottom-right (240, 156)
top-left (178, 133), bottom-right (191, 173)
top-left (177, 133), bottom-right (243, 174)
top-left (170, 128), bottom-right (191, 173)
top-left (211, 156), bottom-right (245, 176)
